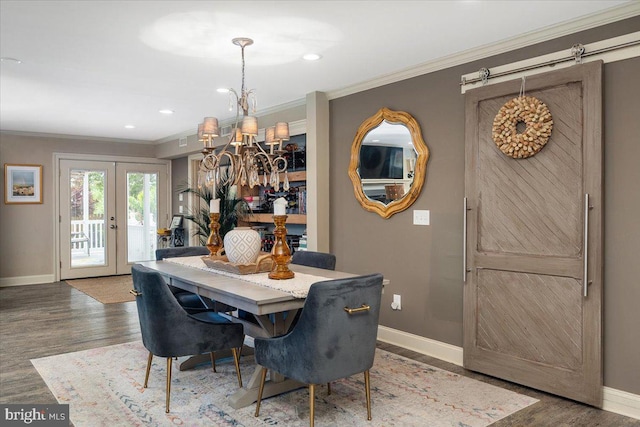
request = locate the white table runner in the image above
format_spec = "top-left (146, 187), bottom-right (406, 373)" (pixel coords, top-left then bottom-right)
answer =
top-left (163, 256), bottom-right (332, 298)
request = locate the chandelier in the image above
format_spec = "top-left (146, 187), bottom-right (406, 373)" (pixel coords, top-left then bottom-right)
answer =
top-left (197, 37), bottom-right (291, 191)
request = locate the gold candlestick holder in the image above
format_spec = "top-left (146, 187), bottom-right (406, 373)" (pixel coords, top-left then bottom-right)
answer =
top-left (268, 215), bottom-right (295, 280)
top-left (206, 213), bottom-right (223, 257)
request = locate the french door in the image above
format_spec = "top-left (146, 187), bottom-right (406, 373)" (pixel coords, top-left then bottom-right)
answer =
top-left (59, 159), bottom-right (168, 279)
top-left (463, 62), bottom-right (603, 406)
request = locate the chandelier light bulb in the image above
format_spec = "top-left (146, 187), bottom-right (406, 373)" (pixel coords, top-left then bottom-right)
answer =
top-left (275, 122), bottom-right (290, 141)
top-left (202, 117), bottom-right (219, 137)
top-left (241, 116), bottom-right (258, 137)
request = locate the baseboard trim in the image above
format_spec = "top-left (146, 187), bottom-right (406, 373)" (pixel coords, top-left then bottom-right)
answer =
top-left (377, 325), bottom-right (464, 366)
top-left (0, 274), bottom-right (55, 287)
top-left (377, 325), bottom-right (640, 420)
top-left (603, 387), bottom-right (640, 420)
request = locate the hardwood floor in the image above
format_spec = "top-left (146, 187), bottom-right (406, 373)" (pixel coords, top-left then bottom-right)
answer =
top-left (1, 282), bottom-right (638, 426)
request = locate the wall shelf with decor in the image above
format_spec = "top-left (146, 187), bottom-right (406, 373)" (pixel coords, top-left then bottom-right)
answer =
top-left (239, 134), bottom-right (307, 245)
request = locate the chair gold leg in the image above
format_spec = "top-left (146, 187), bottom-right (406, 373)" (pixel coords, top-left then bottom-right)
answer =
top-left (364, 370), bottom-right (372, 420)
top-left (210, 351), bottom-right (217, 373)
top-left (309, 384), bottom-right (315, 427)
top-left (254, 367), bottom-right (268, 417)
top-left (232, 347), bottom-right (243, 387)
top-left (144, 352), bottom-right (153, 388)
top-left (327, 382), bottom-right (331, 395)
top-left (165, 358), bottom-right (172, 413)
top-left (239, 335), bottom-right (246, 357)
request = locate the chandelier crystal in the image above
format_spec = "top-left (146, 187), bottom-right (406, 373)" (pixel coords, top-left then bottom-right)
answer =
top-left (198, 37), bottom-right (290, 190)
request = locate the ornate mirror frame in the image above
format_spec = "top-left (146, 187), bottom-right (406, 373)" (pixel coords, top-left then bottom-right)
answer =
top-left (348, 108), bottom-right (429, 219)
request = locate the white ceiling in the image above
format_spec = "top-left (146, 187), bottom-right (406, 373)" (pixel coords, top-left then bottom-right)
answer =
top-left (0, 1), bottom-right (633, 143)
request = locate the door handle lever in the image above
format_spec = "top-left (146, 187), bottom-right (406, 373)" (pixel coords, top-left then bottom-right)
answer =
top-left (583, 193), bottom-right (593, 297)
top-left (463, 197), bottom-right (470, 282)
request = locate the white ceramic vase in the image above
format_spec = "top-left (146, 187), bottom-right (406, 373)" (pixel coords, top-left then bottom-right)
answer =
top-left (224, 227), bottom-right (261, 265)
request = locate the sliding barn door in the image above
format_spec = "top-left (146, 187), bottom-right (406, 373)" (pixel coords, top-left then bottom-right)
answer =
top-left (463, 62), bottom-right (603, 406)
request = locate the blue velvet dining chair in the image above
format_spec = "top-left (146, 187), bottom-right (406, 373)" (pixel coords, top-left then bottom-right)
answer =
top-left (253, 273), bottom-right (383, 427)
top-left (291, 250), bottom-right (336, 271)
top-left (131, 264), bottom-right (244, 413)
top-left (155, 247), bottom-right (235, 314)
top-left (238, 250), bottom-right (337, 326)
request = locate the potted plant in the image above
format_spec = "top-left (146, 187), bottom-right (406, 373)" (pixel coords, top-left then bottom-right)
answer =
top-left (177, 179), bottom-right (251, 246)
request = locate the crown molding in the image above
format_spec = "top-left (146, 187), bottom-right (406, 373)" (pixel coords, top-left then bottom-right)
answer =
top-left (0, 130), bottom-right (154, 144)
top-left (327, 3), bottom-right (640, 100)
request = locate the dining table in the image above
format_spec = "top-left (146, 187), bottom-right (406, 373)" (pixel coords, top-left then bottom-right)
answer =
top-left (138, 257), bottom-right (357, 409)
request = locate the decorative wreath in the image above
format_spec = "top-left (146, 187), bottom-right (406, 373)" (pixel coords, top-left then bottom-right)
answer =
top-left (491, 95), bottom-right (553, 159)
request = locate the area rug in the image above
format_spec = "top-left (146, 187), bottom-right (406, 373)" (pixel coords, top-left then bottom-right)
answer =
top-left (31, 341), bottom-right (537, 427)
top-left (65, 275), bottom-right (134, 304)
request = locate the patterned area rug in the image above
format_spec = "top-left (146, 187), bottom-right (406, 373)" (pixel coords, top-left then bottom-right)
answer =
top-left (65, 275), bottom-right (134, 304)
top-left (31, 341), bottom-right (537, 427)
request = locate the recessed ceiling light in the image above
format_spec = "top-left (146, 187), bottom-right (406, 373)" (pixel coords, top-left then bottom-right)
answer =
top-left (124, 125), bottom-right (136, 129)
top-left (0, 57), bottom-right (22, 64)
top-left (217, 88), bottom-right (230, 94)
top-left (159, 109), bottom-right (174, 115)
top-left (303, 53), bottom-right (321, 61)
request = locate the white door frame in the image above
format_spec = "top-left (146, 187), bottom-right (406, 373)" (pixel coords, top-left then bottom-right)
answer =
top-left (115, 162), bottom-right (169, 274)
top-left (53, 153), bottom-right (171, 282)
top-left (59, 159), bottom-right (117, 279)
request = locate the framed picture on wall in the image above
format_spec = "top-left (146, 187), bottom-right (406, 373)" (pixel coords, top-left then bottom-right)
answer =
top-left (4, 164), bottom-right (43, 204)
top-left (170, 214), bottom-right (183, 229)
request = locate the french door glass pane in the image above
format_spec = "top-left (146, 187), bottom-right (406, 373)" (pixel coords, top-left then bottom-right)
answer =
top-left (70, 170), bottom-right (106, 267)
top-left (127, 172), bottom-right (158, 262)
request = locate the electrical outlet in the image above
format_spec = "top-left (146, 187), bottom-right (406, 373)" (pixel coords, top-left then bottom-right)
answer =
top-left (413, 210), bottom-right (430, 225)
top-left (391, 294), bottom-right (402, 310)
top-left (178, 193), bottom-right (183, 202)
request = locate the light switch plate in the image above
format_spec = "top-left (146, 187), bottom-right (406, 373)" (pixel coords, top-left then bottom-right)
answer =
top-left (413, 210), bottom-right (430, 225)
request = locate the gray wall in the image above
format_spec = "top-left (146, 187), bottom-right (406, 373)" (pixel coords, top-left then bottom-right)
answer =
top-left (329, 17), bottom-right (640, 394)
top-left (0, 134), bottom-right (155, 278)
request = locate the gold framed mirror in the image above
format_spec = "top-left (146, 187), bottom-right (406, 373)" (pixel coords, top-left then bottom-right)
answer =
top-left (348, 108), bottom-right (429, 218)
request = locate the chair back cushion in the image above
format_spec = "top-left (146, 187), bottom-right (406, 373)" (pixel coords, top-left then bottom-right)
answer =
top-left (255, 273), bottom-right (383, 384)
top-left (155, 246), bottom-right (209, 261)
top-left (131, 264), bottom-right (242, 357)
top-left (291, 251), bottom-right (336, 270)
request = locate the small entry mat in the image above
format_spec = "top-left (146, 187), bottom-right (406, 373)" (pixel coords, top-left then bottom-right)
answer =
top-left (66, 275), bottom-right (134, 304)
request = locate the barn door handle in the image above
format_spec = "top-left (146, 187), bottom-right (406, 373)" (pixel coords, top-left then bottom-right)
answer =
top-left (463, 197), bottom-right (469, 282)
top-left (583, 193), bottom-right (593, 297)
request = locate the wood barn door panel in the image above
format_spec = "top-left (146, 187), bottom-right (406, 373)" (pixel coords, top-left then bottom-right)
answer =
top-left (476, 270), bottom-right (582, 369)
top-left (464, 62), bottom-right (603, 407)
top-left (477, 83), bottom-right (583, 258)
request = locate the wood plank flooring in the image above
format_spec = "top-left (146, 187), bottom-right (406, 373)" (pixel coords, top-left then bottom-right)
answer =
top-left (1, 282), bottom-right (638, 426)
